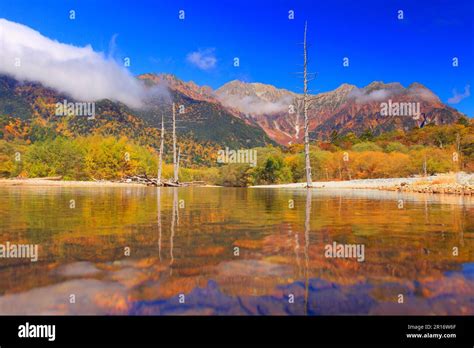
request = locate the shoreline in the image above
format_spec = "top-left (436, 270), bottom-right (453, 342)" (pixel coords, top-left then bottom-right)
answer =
top-left (1, 173), bottom-right (473, 195)
top-left (251, 173), bottom-right (474, 195)
top-left (0, 178), bottom-right (146, 187)
top-left (0, 178), bottom-right (221, 188)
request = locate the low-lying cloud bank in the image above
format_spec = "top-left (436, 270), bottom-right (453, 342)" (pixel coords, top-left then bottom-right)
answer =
top-left (217, 94), bottom-right (293, 115)
top-left (0, 18), bottom-right (145, 108)
top-left (348, 84), bottom-right (437, 104)
top-left (348, 88), bottom-right (391, 103)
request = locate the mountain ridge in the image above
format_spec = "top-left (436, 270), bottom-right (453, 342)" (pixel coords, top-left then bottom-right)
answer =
top-left (0, 73), bottom-right (466, 148)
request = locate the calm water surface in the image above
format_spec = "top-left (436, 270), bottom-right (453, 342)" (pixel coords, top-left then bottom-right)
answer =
top-left (0, 186), bottom-right (472, 315)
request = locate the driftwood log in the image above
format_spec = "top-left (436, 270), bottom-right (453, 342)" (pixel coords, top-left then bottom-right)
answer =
top-left (30, 176), bottom-right (63, 181)
top-left (119, 175), bottom-right (205, 187)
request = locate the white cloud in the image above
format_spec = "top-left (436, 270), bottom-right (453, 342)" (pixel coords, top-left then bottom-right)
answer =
top-left (0, 19), bottom-right (145, 108)
top-left (408, 86), bottom-right (438, 102)
top-left (217, 94), bottom-right (292, 115)
top-left (107, 33), bottom-right (119, 59)
top-left (448, 85), bottom-right (470, 104)
top-left (348, 88), bottom-right (392, 103)
top-left (186, 48), bottom-right (217, 70)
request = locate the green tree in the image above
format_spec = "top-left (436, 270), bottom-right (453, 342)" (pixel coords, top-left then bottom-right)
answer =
top-left (25, 137), bottom-right (86, 179)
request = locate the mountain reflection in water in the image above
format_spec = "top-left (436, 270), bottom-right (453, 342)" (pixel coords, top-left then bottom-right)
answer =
top-left (0, 187), bottom-right (472, 315)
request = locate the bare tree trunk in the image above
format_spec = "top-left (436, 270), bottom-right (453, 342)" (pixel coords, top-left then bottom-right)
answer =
top-left (172, 102), bottom-right (178, 183)
top-left (303, 22), bottom-right (313, 188)
top-left (158, 113), bottom-right (165, 185)
top-left (177, 147), bottom-right (181, 182)
top-left (456, 133), bottom-right (462, 170)
top-left (423, 155), bottom-right (427, 177)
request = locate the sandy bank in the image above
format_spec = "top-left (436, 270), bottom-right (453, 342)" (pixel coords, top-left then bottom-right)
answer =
top-left (0, 178), bottom-right (146, 187)
top-left (0, 178), bottom-right (220, 188)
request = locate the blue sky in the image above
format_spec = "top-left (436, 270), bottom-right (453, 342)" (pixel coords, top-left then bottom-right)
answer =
top-left (1, 0), bottom-right (473, 115)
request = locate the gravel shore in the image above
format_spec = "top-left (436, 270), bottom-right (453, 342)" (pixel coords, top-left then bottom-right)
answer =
top-left (251, 173), bottom-right (474, 195)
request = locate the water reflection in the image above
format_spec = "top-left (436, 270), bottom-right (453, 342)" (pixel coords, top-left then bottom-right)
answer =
top-left (157, 187), bottom-right (162, 262)
top-left (303, 190), bottom-right (310, 314)
top-left (0, 187), bottom-right (472, 315)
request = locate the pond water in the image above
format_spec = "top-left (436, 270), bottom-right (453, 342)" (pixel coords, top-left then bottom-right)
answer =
top-left (0, 186), bottom-right (472, 315)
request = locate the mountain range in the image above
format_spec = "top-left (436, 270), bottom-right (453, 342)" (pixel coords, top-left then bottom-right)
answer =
top-left (0, 73), bottom-right (466, 150)
top-left (216, 80), bottom-right (465, 145)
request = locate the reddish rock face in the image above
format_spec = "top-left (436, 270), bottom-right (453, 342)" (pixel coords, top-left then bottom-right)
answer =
top-left (216, 80), bottom-right (465, 145)
top-left (139, 73), bottom-right (218, 104)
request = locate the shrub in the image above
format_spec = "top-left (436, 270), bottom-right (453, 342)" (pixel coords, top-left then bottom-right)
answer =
top-left (352, 142), bottom-right (383, 152)
top-left (384, 142), bottom-right (408, 153)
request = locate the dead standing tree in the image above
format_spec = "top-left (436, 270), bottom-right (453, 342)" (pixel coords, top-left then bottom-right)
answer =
top-left (303, 23), bottom-right (312, 188)
top-left (172, 102), bottom-right (179, 183)
top-left (157, 112), bottom-right (165, 185)
top-left (299, 21), bottom-right (313, 188)
top-left (177, 146), bottom-right (181, 179)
